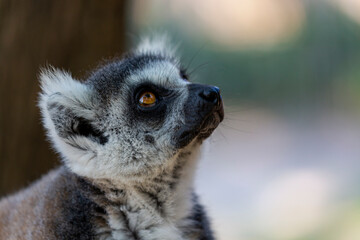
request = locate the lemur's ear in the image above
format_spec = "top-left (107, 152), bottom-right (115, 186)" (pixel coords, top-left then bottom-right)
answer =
top-left (135, 34), bottom-right (177, 58)
top-left (39, 68), bottom-right (107, 161)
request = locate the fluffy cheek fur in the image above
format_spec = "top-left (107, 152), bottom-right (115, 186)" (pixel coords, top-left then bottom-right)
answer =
top-left (63, 88), bottom-right (189, 181)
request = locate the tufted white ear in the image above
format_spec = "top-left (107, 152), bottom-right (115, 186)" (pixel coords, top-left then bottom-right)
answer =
top-left (135, 34), bottom-right (178, 58)
top-left (39, 67), bottom-right (95, 118)
top-left (38, 67), bottom-right (104, 167)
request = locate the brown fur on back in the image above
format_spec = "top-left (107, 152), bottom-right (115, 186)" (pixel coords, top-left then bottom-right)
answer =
top-left (0, 167), bottom-right (96, 240)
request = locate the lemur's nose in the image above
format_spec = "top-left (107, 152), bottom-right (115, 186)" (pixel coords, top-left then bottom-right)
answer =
top-left (199, 86), bottom-right (221, 105)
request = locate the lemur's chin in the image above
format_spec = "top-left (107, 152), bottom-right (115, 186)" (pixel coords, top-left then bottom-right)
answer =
top-left (198, 108), bottom-right (224, 140)
top-left (175, 90), bottom-right (224, 148)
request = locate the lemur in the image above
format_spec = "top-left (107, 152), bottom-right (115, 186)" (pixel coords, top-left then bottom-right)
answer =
top-left (0, 36), bottom-right (224, 240)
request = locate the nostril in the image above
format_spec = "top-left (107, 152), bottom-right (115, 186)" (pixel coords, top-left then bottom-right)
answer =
top-left (199, 86), bottom-right (221, 104)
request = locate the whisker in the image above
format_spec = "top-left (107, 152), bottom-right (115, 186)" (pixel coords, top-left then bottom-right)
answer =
top-left (216, 128), bottom-right (228, 144)
top-left (223, 117), bottom-right (248, 123)
top-left (224, 108), bottom-right (257, 114)
top-left (224, 104), bottom-right (256, 111)
top-left (188, 62), bottom-right (212, 76)
top-left (185, 44), bottom-right (207, 71)
top-left (220, 124), bottom-right (253, 134)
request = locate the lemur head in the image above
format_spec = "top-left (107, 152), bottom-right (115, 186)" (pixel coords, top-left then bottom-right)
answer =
top-left (39, 37), bottom-right (224, 181)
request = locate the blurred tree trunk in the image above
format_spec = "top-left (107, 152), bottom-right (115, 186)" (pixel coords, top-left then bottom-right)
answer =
top-left (0, 0), bottom-right (128, 197)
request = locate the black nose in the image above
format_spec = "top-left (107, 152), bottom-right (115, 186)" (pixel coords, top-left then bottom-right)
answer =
top-left (199, 86), bottom-right (221, 104)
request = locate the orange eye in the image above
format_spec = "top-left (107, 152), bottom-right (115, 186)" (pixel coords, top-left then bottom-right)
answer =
top-left (139, 92), bottom-right (156, 107)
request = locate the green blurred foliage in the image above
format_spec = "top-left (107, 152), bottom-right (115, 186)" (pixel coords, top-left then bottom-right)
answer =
top-left (135, 1), bottom-right (360, 109)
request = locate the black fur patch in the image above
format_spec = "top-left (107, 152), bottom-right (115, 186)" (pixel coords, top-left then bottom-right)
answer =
top-left (119, 210), bottom-right (140, 240)
top-left (188, 194), bottom-right (215, 240)
top-left (71, 117), bottom-right (108, 145)
top-left (50, 168), bottom-right (97, 240)
top-left (144, 134), bottom-right (155, 144)
top-left (179, 67), bottom-right (189, 81)
top-left (135, 186), bottom-right (164, 215)
top-left (47, 101), bottom-right (108, 145)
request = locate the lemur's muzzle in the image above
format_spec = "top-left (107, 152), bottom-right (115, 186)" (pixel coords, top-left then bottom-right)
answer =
top-left (174, 84), bottom-right (224, 148)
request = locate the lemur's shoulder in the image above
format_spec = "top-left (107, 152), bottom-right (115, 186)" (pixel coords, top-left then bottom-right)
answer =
top-left (0, 167), bottom-right (96, 240)
top-left (0, 167), bottom-right (215, 240)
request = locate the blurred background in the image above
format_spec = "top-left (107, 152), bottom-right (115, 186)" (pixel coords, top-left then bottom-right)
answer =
top-left (1, 0), bottom-right (360, 239)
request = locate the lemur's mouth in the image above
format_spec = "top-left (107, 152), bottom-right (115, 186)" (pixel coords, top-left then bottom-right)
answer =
top-left (175, 102), bottom-right (224, 148)
top-left (198, 108), bottom-right (224, 139)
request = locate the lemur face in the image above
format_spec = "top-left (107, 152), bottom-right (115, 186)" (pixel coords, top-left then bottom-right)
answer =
top-left (39, 37), bottom-right (223, 181)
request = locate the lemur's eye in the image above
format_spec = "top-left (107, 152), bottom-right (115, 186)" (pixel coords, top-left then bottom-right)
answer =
top-left (139, 92), bottom-right (156, 107)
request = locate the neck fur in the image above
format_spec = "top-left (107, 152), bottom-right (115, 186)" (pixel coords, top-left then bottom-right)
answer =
top-left (82, 142), bottom-right (202, 239)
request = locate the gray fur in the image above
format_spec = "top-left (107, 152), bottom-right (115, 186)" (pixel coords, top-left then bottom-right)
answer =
top-left (0, 36), bottom-right (223, 240)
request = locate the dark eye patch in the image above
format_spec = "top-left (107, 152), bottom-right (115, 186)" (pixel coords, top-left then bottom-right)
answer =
top-left (133, 82), bottom-right (173, 110)
top-left (126, 81), bottom-right (179, 128)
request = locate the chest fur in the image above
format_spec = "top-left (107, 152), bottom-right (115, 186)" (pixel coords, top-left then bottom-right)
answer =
top-left (91, 185), bottom-right (195, 240)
